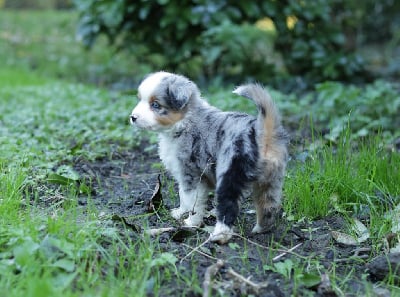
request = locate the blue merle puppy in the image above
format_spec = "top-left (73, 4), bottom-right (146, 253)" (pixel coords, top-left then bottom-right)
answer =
top-left (130, 71), bottom-right (288, 244)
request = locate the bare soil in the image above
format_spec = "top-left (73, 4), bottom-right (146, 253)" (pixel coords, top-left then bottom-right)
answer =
top-left (71, 141), bottom-right (395, 297)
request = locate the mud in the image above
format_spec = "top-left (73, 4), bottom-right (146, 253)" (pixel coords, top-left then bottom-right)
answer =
top-left (71, 142), bottom-right (393, 297)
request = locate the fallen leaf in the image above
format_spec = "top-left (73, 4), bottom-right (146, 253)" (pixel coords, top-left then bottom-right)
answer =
top-left (331, 231), bottom-right (358, 246)
top-left (148, 175), bottom-right (163, 213)
top-left (352, 218), bottom-right (370, 243)
top-left (111, 214), bottom-right (141, 232)
top-left (144, 227), bottom-right (175, 237)
top-left (171, 227), bottom-right (196, 242)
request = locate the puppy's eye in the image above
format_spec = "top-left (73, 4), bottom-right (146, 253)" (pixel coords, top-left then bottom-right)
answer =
top-left (150, 101), bottom-right (161, 110)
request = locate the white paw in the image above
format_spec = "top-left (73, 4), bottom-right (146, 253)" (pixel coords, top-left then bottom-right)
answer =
top-left (183, 214), bottom-right (203, 227)
top-left (170, 207), bottom-right (188, 220)
top-left (209, 222), bottom-right (233, 244)
top-left (251, 224), bottom-right (264, 234)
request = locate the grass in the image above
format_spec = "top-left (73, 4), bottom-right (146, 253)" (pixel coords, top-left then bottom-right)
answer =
top-left (284, 130), bottom-right (400, 253)
top-left (0, 10), bottom-right (148, 86)
top-left (285, 132), bottom-right (400, 220)
top-left (1, 8), bottom-right (400, 297)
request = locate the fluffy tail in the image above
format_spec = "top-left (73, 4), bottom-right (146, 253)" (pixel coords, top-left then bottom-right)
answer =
top-left (233, 84), bottom-right (285, 160)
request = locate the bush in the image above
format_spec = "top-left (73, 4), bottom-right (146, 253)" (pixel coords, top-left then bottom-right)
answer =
top-left (74, 0), bottom-right (396, 83)
top-left (74, 1), bottom-right (270, 80)
top-left (268, 0), bottom-right (367, 82)
top-left (287, 80), bottom-right (400, 144)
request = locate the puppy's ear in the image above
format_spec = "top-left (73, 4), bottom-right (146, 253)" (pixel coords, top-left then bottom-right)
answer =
top-left (164, 75), bottom-right (198, 110)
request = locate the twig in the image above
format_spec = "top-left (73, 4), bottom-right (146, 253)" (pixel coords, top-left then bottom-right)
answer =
top-left (202, 260), bottom-right (224, 297)
top-left (227, 267), bottom-right (268, 294)
top-left (353, 247), bottom-right (371, 256)
top-left (180, 237), bottom-right (211, 263)
top-left (272, 242), bottom-right (303, 262)
top-left (181, 243), bottom-right (219, 261)
top-left (231, 232), bottom-right (270, 250)
top-left (334, 246), bottom-right (371, 263)
top-left (144, 227), bottom-right (175, 237)
top-left (232, 232), bottom-right (307, 260)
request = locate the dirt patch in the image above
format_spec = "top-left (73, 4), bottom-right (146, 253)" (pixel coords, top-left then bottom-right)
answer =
top-left (71, 142), bottom-right (392, 296)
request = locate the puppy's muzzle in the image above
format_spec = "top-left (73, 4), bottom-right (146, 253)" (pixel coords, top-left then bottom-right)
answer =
top-left (130, 115), bottom-right (138, 124)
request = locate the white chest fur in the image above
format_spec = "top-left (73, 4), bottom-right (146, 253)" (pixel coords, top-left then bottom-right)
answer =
top-left (158, 134), bottom-right (182, 178)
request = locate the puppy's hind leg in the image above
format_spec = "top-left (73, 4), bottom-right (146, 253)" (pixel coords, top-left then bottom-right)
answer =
top-left (251, 179), bottom-right (283, 234)
top-left (210, 169), bottom-right (243, 244)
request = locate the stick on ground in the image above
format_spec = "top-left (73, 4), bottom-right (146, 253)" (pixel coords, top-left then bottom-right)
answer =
top-left (202, 260), bottom-right (224, 297)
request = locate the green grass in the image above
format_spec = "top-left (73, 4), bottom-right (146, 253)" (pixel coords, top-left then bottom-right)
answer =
top-left (285, 131), bottom-right (400, 216)
top-left (0, 187), bottom-right (169, 296)
top-left (0, 75), bottom-right (173, 295)
top-left (0, 10), bottom-right (148, 85)
top-left (284, 129), bottom-right (400, 250)
top-left (0, 77), bottom-right (140, 167)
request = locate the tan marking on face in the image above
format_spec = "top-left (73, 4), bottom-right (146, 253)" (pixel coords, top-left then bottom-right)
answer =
top-left (155, 111), bottom-right (185, 126)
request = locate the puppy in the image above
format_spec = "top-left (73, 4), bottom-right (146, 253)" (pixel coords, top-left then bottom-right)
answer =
top-left (130, 71), bottom-right (288, 244)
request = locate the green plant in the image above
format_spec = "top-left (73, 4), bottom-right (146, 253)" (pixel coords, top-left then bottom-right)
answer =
top-left (268, 0), bottom-right (367, 82)
top-left (284, 129), bottom-right (400, 220)
top-left (74, 0), bottom-right (390, 83)
top-left (74, 0), bottom-right (274, 80)
top-left (313, 80), bottom-right (400, 143)
top-left (0, 160), bottom-right (26, 221)
top-left (0, 81), bottom-right (141, 174)
top-left (201, 21), bottom-right (277, 80)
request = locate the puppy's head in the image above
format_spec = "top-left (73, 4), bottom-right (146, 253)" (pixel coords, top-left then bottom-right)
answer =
top-left (130, 71), bottom-right (199, 131)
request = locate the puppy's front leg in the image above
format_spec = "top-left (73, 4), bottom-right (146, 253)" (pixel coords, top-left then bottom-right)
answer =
top-left (171, 182), bottom-right (208, 227)
top-left (170, 187), bottom-right (192, 219)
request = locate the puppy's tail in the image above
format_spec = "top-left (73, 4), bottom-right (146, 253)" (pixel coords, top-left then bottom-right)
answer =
top-left (233, 84), bottom-right (286, 160)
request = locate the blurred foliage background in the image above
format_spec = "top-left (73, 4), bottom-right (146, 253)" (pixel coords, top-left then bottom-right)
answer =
top-left (71, 0), bottom-right (400, 88)
top-left (2, 0), bottom-right (72, 9)
top-left (1, 0), bottom-right (400, 91)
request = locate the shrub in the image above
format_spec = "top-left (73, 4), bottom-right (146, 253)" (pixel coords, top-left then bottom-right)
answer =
top-left (74, 1), bottom-right (270, 80)
top-left (74, 0), bottom-right (396, 83)
top-left (268, 0), bottom-right (368, 82)
top-left (286, 80), bottom-right (400, 144)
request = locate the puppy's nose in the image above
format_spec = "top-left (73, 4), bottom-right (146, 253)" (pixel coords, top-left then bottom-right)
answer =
top-left (130, 115), bottom-right (138, 124)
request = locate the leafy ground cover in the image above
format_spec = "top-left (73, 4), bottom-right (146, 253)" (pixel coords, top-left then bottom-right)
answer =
top-left (1, 9), bottom-right (400, 297)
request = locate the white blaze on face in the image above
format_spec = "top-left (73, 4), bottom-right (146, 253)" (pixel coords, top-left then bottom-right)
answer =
top-left (130, 72), bottom-right (171, 130)
top-left (138, 71), bottom-right (170, 101)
